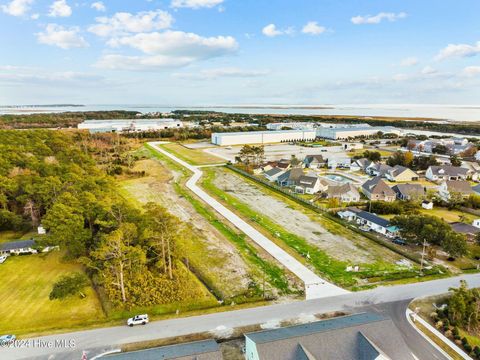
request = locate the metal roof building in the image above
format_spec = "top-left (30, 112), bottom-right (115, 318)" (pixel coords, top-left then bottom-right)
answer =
top-left (105, 339), bottom-right (222, 360)
top-left (211, 130), bottom-right (316, 146)
top-left (245, 312), bottom-right (414, 360)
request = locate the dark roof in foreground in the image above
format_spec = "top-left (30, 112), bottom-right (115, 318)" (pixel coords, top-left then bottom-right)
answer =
top-left (105, 340), bottom-right (222, 360)
top-left (355, 211), bottom-right (390, 228)
top-left (450, 222), bottom-right (480, 235)
top-left (245, 312), bottom-right (415, 360)
top-left (0, 240), bottom-right (35, 252)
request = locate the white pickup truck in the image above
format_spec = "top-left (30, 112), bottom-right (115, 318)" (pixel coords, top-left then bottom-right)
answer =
top-left (0, 256), bottom-right (7, 264)
top-left (127, 314), bottom-right (149, 327)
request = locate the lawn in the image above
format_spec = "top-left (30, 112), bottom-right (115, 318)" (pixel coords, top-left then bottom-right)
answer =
top-left (0, 230), bottom-right (36, 244)
top-left (160, 142), bottom-right (225, 166)
top-left (0, 251), bottom-right (105, 336)
top-left (419, 208), bottom-right (478, 223)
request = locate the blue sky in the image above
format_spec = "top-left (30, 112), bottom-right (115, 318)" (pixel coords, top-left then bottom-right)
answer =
top-left (1, 0), bottom-right (480, 105)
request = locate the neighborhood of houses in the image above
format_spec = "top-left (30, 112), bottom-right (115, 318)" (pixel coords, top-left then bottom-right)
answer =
top-left (252, 136), bottom-right (480, 246)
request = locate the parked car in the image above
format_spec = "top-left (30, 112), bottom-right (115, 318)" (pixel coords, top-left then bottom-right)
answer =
top-left (0, 334), bottom-right (16, 346)
top-left (393, 238), bottom-right (406, 246)
top-left (127, 314), bottom-right (149, 327)
top-left (0, 256), bottom-right (7, 264)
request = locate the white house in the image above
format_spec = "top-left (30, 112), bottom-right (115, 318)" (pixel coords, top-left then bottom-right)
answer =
top-left (264, 167), bottom-right (285, 182)
top-left (425, 165), bottom-right (470, 182)
top-left (328, 157), bottom-right (351, 169)
top-left (438, 180), bottom-right (474, 201)
top-left (295, 175), bottom-right (322, 194)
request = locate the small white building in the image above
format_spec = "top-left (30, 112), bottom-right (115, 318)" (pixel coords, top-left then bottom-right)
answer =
top-left (473, 219), bottom-right (480, 229)
top-left (421, 200), bottom-right (434, 210)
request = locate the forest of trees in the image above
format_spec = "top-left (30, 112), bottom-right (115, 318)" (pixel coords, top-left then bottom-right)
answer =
top-left (0, 130), bottom-right (202, 308)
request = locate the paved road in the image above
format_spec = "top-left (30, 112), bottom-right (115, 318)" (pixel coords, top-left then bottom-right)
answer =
top-left (148, 142), bottom-right (347, 300)
top-left (3, 273), bottom-right (480, 359)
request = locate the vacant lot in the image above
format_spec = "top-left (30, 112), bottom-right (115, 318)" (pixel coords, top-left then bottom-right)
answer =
top-left (120, 158), bottom-right (255, 299)
top-left (160, 142), bottom-right (225, 165)
top-left (0, 251), bottom-right (104, 336)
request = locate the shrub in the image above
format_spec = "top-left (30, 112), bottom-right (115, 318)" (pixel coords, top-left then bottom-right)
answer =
top-left (444, 329), bottom-right (453, 338)
top-left (49, 273), bottom-right (89, 300)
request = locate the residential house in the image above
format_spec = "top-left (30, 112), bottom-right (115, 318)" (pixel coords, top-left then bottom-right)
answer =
top-left (354, 210), bottom-right (399, 238)
top-left (438, 180), bottom-right (474, 201)
top-left (303, 155), bottom-right (326, 169)
top-left (264, 167), bottom-right (285, 182)
top-left (361, 177), bottom-right (396, 202)
top-left (295, 175), bottom-right (322, 194)
top-left (391, 184), bottom-right (425, 201)
top-left (328, 157), bottom-right (351, 169)
top-left (277, 168), bottom-right (304, 187)
top-left (366, 163), bottom-right (393, 177)
top-left (425, 165), bottom-right (470, 182)
top-left (0, 240), bottom-right (37, 256)
top-left (450, 222), bottom-right (480, 241)
top-left (337, 207), bottom-right (362, 221)
top-left (276, 159), bottom-right (292, 170)
top-left (244, 312), bottom-right (415, 360)
top-left (473, 219), bottom-right (480, 228)
top-left (350, 158), bottom-right (372, 172)
top-left (326, 183), bottom-right (361, 203)
top-left (385, 165), bottom-right (419, 182)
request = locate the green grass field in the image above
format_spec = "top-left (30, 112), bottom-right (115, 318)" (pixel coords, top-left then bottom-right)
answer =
top-left (0, 231), bottom-right (35, 244)
top-left (0, 251), bottom-right (105, 336)
top-left (160, 143), bottom-right (225, 166)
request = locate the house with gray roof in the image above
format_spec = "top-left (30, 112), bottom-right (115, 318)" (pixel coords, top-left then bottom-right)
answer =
top-left (244, 312), bottom-right (414, 360)
top-left (366, 163), bottom-right (393, 177)
top-left (303, 155), bottom-right (326, 169)
top-left (350, 158), bottom-right (373, 172)
top-left (438, 180), bottom-right (474, 201)
top-left (385, 165), bottom-right (419, 182)
top-left (277, 168), bottom-right (304, 187)
top-left (326, 183), bottom-right (361, 203)
top-left (450, 222), bottom-right (480, 241)
top-left (354, 210), bottom-right (399, 238)
top-left (361, 177), bottom-right (396, 202)
top-left (264, 167), bottom-right (285, 182)
top-left (106, 339), bottom-right (222, 360)
top-left (391, 184), bottom-right (425, 201)
top-left (295, 175), bottom-right (322, 194)
top-left (426, 165), bottom-right (470, 182)
top-left (0, 240), bottom-right (37, 256)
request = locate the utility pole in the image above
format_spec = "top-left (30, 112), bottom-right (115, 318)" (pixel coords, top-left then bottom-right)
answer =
top-left (262, 263), bottom-right (266, 300)
top-left (420, 239), bottom-right (428, 273)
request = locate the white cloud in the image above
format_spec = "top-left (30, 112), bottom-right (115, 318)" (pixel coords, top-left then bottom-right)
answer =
top-left (1, 0), bottom-right (34, 16)
top-left (36, 24), bottom-right (88, 49)
top-left (262, 23), bottom-right (293, 37)
top-left (351, 12), bottom-right (407, 25)
top-left (400, 57), bottom-right (418, 67)
top-left (462, 66), bottom-right (480, 77)
top-left (171, 0), bottom-right (223, 9)
top-left (88, 10), bottom-right (174, 37)
top-left (421, 65), bottom-right (437, 75)
top-left (30, 12), bottom-right (39, 19)
top-left (435, 41), bottom-right (480, 61)
top-left (48, 0), bottom-right (72, 17)
top-left (91, 1), bottom-right (105, 12)
top-left (97, 30), bottom-right (238, 70)
top-left (302, 21), bottom-right (326, 35)
top-left (173, 67), bottom-right (270, 80)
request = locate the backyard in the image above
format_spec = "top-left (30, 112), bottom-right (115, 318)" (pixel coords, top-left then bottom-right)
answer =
top-left (0, 251), bottom-right (105, 336)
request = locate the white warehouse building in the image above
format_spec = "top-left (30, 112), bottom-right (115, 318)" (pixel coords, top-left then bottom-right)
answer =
top-left (78, 119), bottom-right (183, 133)
top-left (211, 130), bottom-right (316, 146)
top-left (316, 125), bottom-right (401, 140)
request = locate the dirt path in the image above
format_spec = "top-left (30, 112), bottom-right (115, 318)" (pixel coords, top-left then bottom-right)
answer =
top-left (213, 169), bottom-right (402, 265)
top-left (121, 159), bottom-right (252, 298)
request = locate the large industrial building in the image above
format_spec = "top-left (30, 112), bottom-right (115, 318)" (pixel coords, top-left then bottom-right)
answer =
top-left (78, 119), bottom-right (183, 133)
top-left (266, 122), bottom-right (316, 130)
top-left (211, 129), bottom-right (316, 146)
top-left (316, 124), bottom-right (401, 140)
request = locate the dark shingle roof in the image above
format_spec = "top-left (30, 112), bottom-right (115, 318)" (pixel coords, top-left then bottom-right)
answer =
top-left (392, 184), bottom-right (424, 198)
top-left (265, 167), bottom-right (283, 177)
top-left (355, 211), bottom-right (390, 228)
top-left (105, 340), bottom-right (221, 360)
top-left (450, 222), bottom-right (480, 235)
top-left (1, 240), bottom-right (35, 252)
top-left (362, 177), bottom-right (396, 197)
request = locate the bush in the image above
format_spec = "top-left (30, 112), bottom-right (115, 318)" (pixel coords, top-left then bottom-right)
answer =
top-left (464, 343), bottom-right (472, 353)
top-left (49, 273), bottom-right (89, 300)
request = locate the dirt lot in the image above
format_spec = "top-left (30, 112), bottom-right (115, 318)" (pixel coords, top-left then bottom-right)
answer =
top-left (121, 159), bottom-right (252, 299)
top-left (212, 168), bottom-right (404, 265)
top-left (205, 143), bottom-right (347, 162)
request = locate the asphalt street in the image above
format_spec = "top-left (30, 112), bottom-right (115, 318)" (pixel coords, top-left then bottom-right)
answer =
top-left (2, 273), bottom-right (479, 359)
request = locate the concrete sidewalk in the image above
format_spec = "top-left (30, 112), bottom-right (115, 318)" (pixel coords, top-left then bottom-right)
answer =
top-left (148, 142), bottom-right (348, 300)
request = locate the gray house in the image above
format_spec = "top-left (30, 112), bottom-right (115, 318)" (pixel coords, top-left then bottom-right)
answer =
top-left (391, 184), bottom-right (425, 201)
top-left (0, 240), bottom-right (37, 256)
top-left (277, 168), bottom-right (304, 187)
top-left (245, 312), bottom-right (414, 360)
top-left (361, 177), bottom-right (396, 202)
top-left (303, 155), bottom-right (326, 169)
